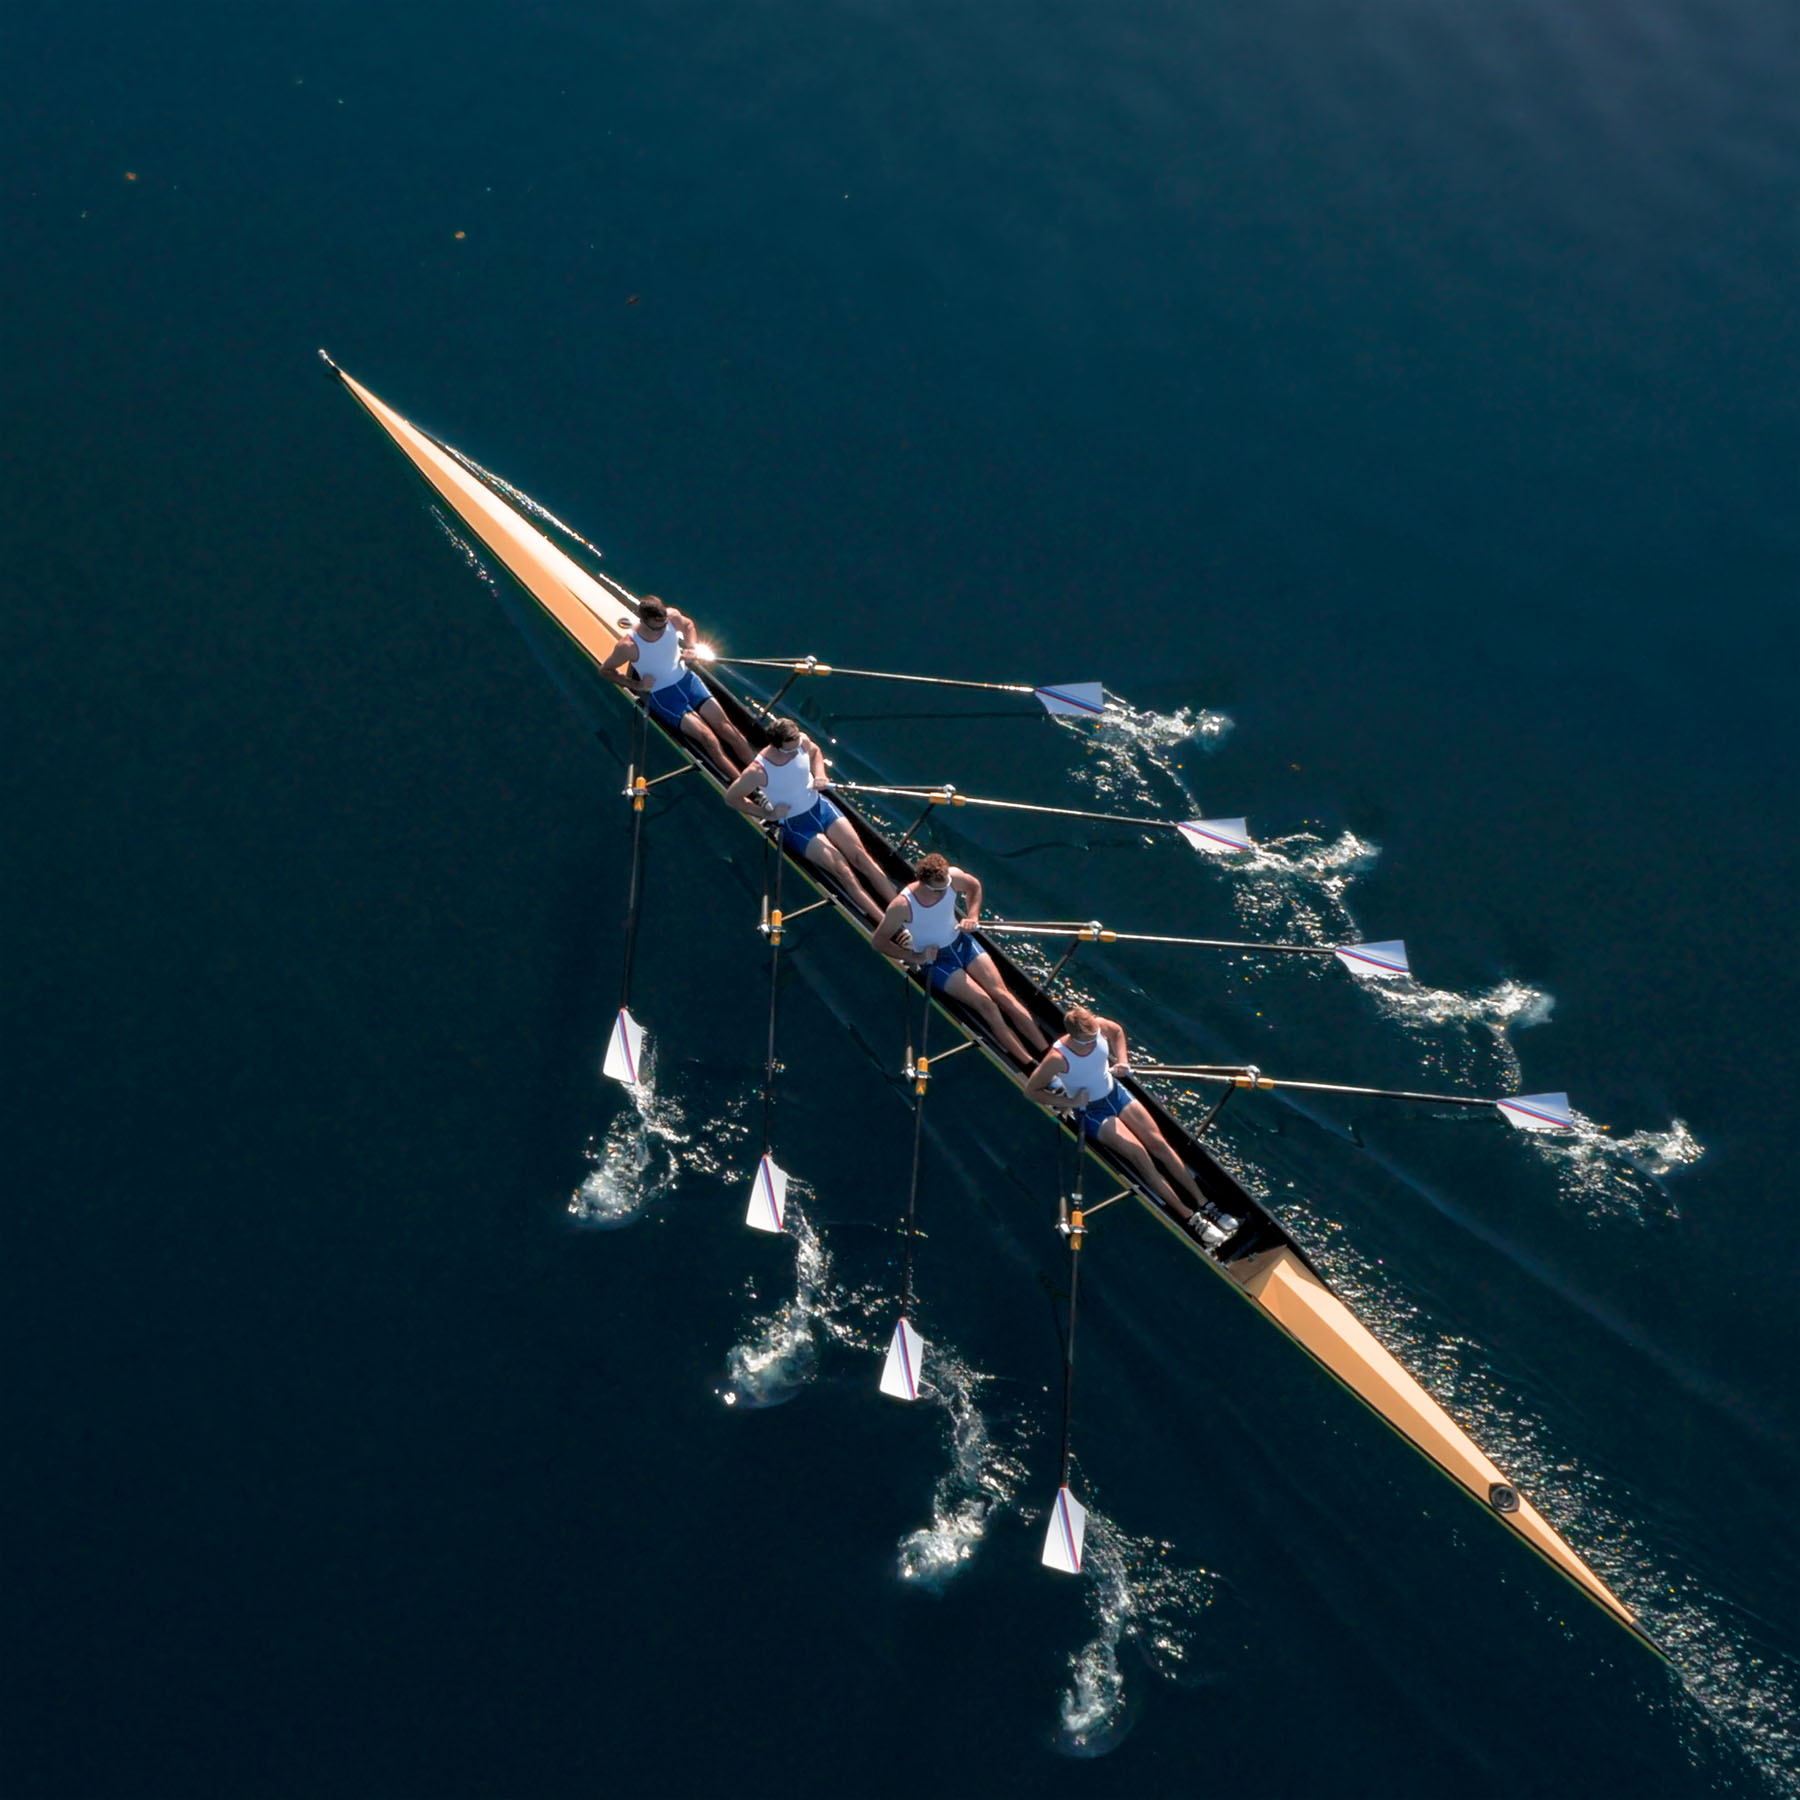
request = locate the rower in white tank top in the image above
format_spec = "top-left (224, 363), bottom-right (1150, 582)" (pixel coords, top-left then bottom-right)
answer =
top-left (1023, 1005), bottom-right (1241, 1251)
top-left (871, 852), bottom-right (1049, 1068)
top-left (725, 717), bottom-right (896, 926)
top-left (753, 746), bottom-right (819, 819)
top-left (902, 879), bottom-right (962, 952)
top-left (1054, 1030), bottom-right (1114, 1110)
top-left (630, 620), bottom-right (686, 691)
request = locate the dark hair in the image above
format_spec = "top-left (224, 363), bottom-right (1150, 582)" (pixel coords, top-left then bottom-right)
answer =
top-left (914, 852), bottom-right (950, 884)
top-left (765, 718), bottom-right (801, 749)
top-left (637, 595), bottom-right (668, 626)
top-left (1064, 1005), bottom-right (1101, 1036)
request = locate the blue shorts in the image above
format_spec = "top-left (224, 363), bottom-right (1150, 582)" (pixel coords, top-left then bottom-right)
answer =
top-left (780, 794), bottom-right (843, 853)
top-left (645, 669), bottom-right (711, 729)
top-left (1077, 1084), bottom-right (1132, 1139)
top-left (924, 931), bottom-right (987, 991)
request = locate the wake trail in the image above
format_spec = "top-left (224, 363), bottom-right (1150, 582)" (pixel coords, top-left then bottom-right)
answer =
top-left (894, 1346), bottom-right (1032, 1588)
top-left (569, 1060), bottom-right (689, 1227)
top-left (1048, 1500), bottom-right (1220, 1757)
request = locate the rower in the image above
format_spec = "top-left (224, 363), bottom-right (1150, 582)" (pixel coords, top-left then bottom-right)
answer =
top-left (600, 595), bottom-right (753, 773)
top-left (725, 718), bottom-right (897, 924)
top-left (1024, 1005), bottom-right (1241, 1249)
top-left (870, 853), bottom-right (1050, 1068)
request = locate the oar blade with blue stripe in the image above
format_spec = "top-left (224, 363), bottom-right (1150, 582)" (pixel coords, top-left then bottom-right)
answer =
top-left (1034, 681), bottom-right (1106, 719)
top-left (879, 1317), bottom-right (927, 1401)
top-left (1177, 817), bottom-right (1253, 855)
top-left (1334, 939), bottom-right (1411, 980)
top-left (1497, 1092), bottom-right (1574, 1133)
top-left (745, 1153), bottom-right (789, 1232)
top-left (1041, 1486), bottom-right (1088, 1574)
top-left (602, 1007), bottom-right (647, 1085)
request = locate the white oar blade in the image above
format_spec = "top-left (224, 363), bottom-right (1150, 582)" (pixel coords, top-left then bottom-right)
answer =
top-left (1497, 1092), bottom-right (1574, 1133)
top-left (879, 1317), bottom-right (928, 1401)
top-left (1177, 817), bottom-right (1253, 855)
top-left (745, 1153), bottom-right (789, 1232)
top-left (1041, 1486), bottom-right (1088, 1575)
top-left (1334, 939), bottom-right (1411, 980)
top-left (1034, 681), bottom-right (1106, 719)
top-left (602, 1007), bottom-right (647, 1085)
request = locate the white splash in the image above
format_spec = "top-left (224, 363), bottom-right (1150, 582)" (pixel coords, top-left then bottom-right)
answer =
top-left (1056, 697), bottom-right (1233, 813)
top-left (1533, 1112), bottom-right (1705, 1222)
top-left (720, 1201), bottom-right (832, 1407)
top-left (1228, 828), bottom-right (1382, 943)
top-left (896, 1350), bottom-right (1030, 1588)
top-left (1052, 1507), bottom-right (1219, 1757)
top-left (569, 1067), bottom-right (688, 1228)
top-left (1368, 976), bottom-right (1556, 1090)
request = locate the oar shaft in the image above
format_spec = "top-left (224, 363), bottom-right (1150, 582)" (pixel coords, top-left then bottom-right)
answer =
top-left (1144, 1066), bottom-right (1500, 1109)
top-left (761, 848), bottom-right (785, 1149)
top-left (988, 921), bottom-right (1332, 955)
top-left (1057, 1154), bottom-right (1085, 1489)
top-left (836, 783), bottom-right (1174, 832)
top-left (619, 707), bottom-right (649, 1009)
top-left (714, 658), bottom-right (1035, 697)
top-left (900, 1009), bottom-right (930, 1311)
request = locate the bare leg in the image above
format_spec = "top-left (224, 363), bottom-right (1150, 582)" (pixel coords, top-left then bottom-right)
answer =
top-left (802, 835), bottom-right (884, 924)
top-left (942, 967), bottom-right (1033, 1065)
top-left (824, 818), bottom-right (897, 905)
top-left (1118, 1099), bottom-right (1206, 1209)
top-left (696, 696), bottom-right (753, 769)
top-left (1095, 1116), bottom-right (1184, 1210)
top-left (964, 952), bottom-right (1049, 1052)
top-left (676, 708), bottom-right (736, 774)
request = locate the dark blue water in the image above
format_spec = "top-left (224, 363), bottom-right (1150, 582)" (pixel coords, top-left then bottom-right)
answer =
top-left (7, 0), bottom-right (1799, 1792)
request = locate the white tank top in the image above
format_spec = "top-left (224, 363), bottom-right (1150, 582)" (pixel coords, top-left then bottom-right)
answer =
top-left (903, 882), bottom-right (961, 951)
top-left (755, 749), bottom-right (819, 817)
top-left (631, 625), bottom-right (685, 691)
top-left (1057, 1034), bottom-right (1113, 1106)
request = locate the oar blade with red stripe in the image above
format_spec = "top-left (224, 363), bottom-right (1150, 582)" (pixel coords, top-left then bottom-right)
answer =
top-left (879, 1317), bottom-right (927, 1401)
top-left (1334, 939), bottom-right (1411, 980)
top-left (1034, 681), bottom-right (1106, 719)
top-left (745, 1153), bottom-right (789, 1232)
top-left (1040, 1486), bottom-right (1088, 1574)
top-left (1177, 817), bottom-right (1253, 855)
top-left (1497, 1092), bottom-right (1574, 1133)
top-left (602, 1008), bottom-right (647, 1085)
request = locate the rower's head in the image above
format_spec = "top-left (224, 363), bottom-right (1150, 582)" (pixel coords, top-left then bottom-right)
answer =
top-left (765, 718), bottom-right (801, 751)
top-left (1064, 1005), bottom-right (1101, 1041)
top-left (637, 596), bottom-right (668, 628)
top-left (914, 852), bottom-right (951, 893)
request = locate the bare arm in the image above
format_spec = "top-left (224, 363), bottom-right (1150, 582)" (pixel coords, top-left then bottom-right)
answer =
top-left (870, 894), bottom-right (923, 966)
top-left (950, 867), bottom-right (984, 932)
top-left (599, 637), bottom-right (638, 687)
top-left (1100, 1017), bottom-right (1131, 1073)
top-left (669, 608), bottom-right (699, 657)
top-left (725, 763), bottom-right (775, 821)
top-left (1023, 1044), bottom-right (1073, 1107)
top-left (804, 735), bottom-right (830, 788)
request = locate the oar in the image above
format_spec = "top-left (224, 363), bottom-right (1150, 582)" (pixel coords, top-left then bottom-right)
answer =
top-left (832, 782), bottom-right (1253, 855)
top-left (603, 704), bottom-right (652, 1085)
top-left (1140, 1063), bottom-right (1576, 1133)
top-left (985, 919), bottom-right (1410, 982)
top-left (879, 992), bottom-right (931, 1402)
top-left (701, 652), bottom-right (1105, 720)
top-left (745, 841), bottom-right (792, 1231)
top-left (1041, 1156), bottom-right (1089, 1575)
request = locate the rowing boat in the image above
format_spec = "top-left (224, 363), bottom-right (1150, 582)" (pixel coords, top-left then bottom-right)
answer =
top-left (323, 353), bottom-right (1660, 1658)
